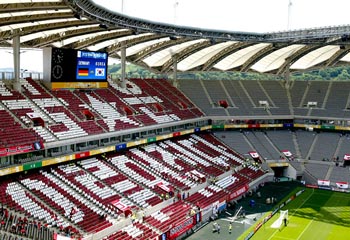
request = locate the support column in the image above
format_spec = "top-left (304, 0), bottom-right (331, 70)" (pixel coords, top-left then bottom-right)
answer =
top-left (172, 54), bottom-right (179, 88)
top-left (284, 59), bottom-right (292, 89)
top-left (120, 43), bottom-right (126, 88)
top-left (13, 32), bottom-right (21, 92)
top-left (284, 67), bottom-right (290, 89)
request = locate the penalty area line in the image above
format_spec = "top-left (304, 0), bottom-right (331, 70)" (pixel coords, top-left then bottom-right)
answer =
top-left (267, 188), bottom-right (315, 240)
top-left (296, 218), bottom-right (314, 240)
top-left (273, 236), bottom-right (296, 240)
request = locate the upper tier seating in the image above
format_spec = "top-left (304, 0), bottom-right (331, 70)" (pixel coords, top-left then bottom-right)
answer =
top-left (4, 77), bottom-right (350, 149)
top-left (179, 79), bottom-right (350, 118)
top-left (0, 107), bottom-right (43, 148)
top-left (0, 78), bottom-right (203, 146)
top-left (129, 78), bottom-right (203, 119)
top-left (51, 89), bottom-right (98, 121)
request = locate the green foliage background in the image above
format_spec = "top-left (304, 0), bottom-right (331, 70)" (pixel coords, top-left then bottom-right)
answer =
top-left (108, 63), bottom-right (350, 81)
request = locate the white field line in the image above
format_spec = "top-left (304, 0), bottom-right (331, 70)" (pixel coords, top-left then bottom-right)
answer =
top-left (267, 188), bottom-right (315, 240)
top-left (296, 218), bottom-right (314, 240)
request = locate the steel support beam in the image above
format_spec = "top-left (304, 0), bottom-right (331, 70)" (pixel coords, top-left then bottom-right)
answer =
top-left (13, 32), bottom-right (21, 92)
top-left (0, 20), bottom-right (95, 40)
top-left (0, 2), bottom-right (68, 13)
top-left (120, 43), bottom-right (126, 88)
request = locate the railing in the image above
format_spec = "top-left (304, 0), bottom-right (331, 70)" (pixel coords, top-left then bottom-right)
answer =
top-left (0, 72), bottom-right (43, 81)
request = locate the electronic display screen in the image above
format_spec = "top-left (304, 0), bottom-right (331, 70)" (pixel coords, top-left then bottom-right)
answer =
top-left (50, 47), bottom-right (108, 83)
top-left (76, 50), bottom-right (108, 81)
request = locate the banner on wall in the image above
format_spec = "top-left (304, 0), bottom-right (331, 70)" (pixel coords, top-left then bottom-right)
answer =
top-left (228, 184), bottom-right (249, 201)
top-left (249, 151), bottom-right (260, 159)
top-left (336, 182), bottom-right (349, 189)
top-left (281, 150), bottom-right (292, 157)
top-left (169, 217), bottom-right (195, 239)
top-left (317, 179), bottom-right (330, 186)
top-left (0, 142), bottom-right (44, 157)
top-left (53, 233), bottom-right (78, 240)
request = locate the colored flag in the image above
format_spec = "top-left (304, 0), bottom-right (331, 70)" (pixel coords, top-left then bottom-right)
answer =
top-left (78, 68), bottom-right (89, 76)
top-left (95, 68), bottom-right (105, 77)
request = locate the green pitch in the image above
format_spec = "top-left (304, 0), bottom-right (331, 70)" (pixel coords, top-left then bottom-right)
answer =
top-left (244, 188), bottom-right (350, 240)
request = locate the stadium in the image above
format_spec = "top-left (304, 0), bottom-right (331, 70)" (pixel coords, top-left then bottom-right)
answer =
top-left (0, 0), bottom-right (350, 239)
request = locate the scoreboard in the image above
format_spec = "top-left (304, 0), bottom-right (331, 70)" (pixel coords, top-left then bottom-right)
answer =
top-left (76, 50), bottom-right (107, 81)
top-left (44, 47), bottom-right (108, 89)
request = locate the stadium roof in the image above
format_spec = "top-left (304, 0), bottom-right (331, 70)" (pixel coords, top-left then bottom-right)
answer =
top-left (2, 0), bottom-right (350, 75)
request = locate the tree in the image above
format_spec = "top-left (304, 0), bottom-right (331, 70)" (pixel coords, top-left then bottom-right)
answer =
top-left (337, 69), bottom-right (350, 81)
top-left (107, 63), bottom-right (350, 81)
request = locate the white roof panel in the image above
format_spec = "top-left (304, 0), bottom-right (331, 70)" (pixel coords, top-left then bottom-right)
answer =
top-left (214, 43), bottom-right (270, 71)
top-left (87, 33), bottom-right (152, 52)
top-left (178, 41), bottom-right (236, 71)
top-left (340, 52), bottom-right (350, 62)
top-left (116, 37), bottom-right (169, 57)
top-left (251, 44), bottom-right (305, 73)
top-left (0, 9), bottom-right (71, 18)
top-left (143, 39), bottom-right (205, 67)
top-left (0, 0), bottom-right (61, 3)
top-left (17, 24), bottom-right (98, 43)
top-left (0, 18), bottom-right (86, 32)
top-left (51, 28), bottom-right (126, 48)
top-left (291, 45), bottom-right (340, 69)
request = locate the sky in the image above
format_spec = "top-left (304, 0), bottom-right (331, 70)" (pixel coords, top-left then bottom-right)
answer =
top-left (2, 0), bottom-right (350, 72)
top-left (93, 0), bottom-right (350, 32)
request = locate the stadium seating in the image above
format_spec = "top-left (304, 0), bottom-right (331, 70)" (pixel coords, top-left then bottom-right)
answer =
top-left (5, 77), bottom-right (350, 156)
top-left (1, 180), bottom-right (69, 228)
top-left (304, 163), bottom-right (330, 180)
top-left (178, 79), bottom-right (350, 118)
top-left (143, 201), bottom-right (192, 232)
top-left (214, 131), bottom-right (254, 155)
top-left (20, 172), bottom-right (113, 233)
top-left (0, 131), bottom-right (270, 239)
top-left (0, 78), bottom-right (204, 146)
top-left (186, 184), bottom-right (228, 209)
top-left (12, 76), bottom-right (350, 239)
top-left (51, 89), bottom-right (99, 120)
top-left (243, 131), bottom-right (280, 160)
top-left (0, 207), bottom-right (56, 240)
top-left (259, 81), bottom-right (290, 115)
top-left (105, 221), bottom-right (159, 240)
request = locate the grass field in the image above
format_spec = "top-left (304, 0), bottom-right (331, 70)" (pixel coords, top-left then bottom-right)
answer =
top-left (246, 188), bottom-right (350, 240)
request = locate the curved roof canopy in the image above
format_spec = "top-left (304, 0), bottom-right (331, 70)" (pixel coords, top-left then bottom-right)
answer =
top-left (2, 0), bottom-right (350, 75)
